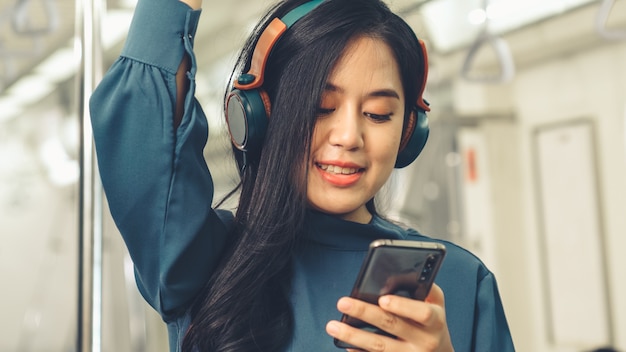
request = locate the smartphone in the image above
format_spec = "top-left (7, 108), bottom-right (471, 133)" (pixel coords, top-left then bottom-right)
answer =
top-left (334, 239), bottom-right (446, 349)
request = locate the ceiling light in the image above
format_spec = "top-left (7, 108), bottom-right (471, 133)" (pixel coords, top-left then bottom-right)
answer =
top-left (422, 0), bottom-right (597, 52)
top-left (4, 75), bottom-right (54, 106)
top-left (0, 98), bottom-right (23, 123)
top-left (33, 46), bottom-right (76, 84)
top-left (468, 9), bottom-right (487, 25)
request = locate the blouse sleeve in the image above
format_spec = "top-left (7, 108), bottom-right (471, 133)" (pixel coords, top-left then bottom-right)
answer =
top-left (89, 0), bottom-right (230, 320)
top-left (473, 271), bottom-right (516, 351)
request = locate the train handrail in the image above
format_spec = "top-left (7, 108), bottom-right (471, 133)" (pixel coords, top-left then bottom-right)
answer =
top-left (461, 29), bottom-right (515, 84)
top-left (595, 0), bottom-right (626, 40)
top-left (460, 0), bottom-right (515, 84)
top-left (12, 0), bottom-right (58, 36)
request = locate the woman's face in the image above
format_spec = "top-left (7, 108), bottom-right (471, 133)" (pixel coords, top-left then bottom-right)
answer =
top-left (307, 36), bottom-right (405, 224)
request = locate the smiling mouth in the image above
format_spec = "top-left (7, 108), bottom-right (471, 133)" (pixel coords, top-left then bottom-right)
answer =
top-left (316, 163), bottom-right (363, 175)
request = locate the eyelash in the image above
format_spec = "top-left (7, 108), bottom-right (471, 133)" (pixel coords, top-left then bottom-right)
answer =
top-left (316, 108), bottom-right (334, 116)
top-left (316, 108), bottom-right (392, 122)
top-left (365, 112), bottom-right (392, 122)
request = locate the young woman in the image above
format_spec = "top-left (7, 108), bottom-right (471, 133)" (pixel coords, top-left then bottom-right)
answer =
top-left (90, 0), bottom-right (515, 351)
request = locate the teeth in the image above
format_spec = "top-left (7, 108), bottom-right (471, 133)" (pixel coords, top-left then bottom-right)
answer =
top-left (318, 164), bottom-right (358, 175)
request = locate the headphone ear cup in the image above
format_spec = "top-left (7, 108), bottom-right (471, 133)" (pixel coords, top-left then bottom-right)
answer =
top-left (225, 88), bottom-right (271, 157)
top-left (395, 109), bottom-right (429, 168)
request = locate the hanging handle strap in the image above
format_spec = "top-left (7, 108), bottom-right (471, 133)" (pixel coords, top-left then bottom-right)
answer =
top-left (595, 0), bottom-right (626, 41)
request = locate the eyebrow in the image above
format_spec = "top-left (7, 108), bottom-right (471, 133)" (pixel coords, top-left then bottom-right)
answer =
top-left (324, 83), bottom-right (400, 100)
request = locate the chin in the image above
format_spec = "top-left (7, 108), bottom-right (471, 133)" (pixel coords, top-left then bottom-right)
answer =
top-left (310, 203), bottom-right (370, 223)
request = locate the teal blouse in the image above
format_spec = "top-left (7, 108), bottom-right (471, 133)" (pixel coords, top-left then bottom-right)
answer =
top-left (89, 0), bottom-right (515, 351)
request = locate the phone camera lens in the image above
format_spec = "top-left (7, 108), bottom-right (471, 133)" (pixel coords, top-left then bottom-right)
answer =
top-left (417, 254), bottom-right (439, 283)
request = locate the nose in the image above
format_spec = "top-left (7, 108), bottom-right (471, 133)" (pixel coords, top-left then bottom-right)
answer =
top-left (327, 106), bottom-right (364, 150)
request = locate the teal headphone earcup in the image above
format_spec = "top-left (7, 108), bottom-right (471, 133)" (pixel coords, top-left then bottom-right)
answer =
top-left (225, 88), bottom-right (270, 159)
top-left (225, 0), bottom-right (325, 172)
top-left (394, 109), bottom-right (429, 168)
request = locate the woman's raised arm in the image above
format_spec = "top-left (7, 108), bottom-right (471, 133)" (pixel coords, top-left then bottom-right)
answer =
top-left (89, 0), bottom-right (229, 320)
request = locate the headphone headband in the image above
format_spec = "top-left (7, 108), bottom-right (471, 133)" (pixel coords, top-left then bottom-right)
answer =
top-left (282, 0), bottom-right (324, 26)
top-left (234, 0), bottom-right (324, 91)
top-left (235, 1), bottom-right (429, 111)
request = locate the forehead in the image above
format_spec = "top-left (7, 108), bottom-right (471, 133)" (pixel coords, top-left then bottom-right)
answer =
top-left (326, 36), bottom-right (403, 97)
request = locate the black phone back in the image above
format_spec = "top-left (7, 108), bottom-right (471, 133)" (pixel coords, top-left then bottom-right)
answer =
top-left (334, 239), bottom-right (446, 349)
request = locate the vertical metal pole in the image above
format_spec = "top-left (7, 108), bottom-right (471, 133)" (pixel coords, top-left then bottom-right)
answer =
top-left (76, 0), bottom-right (104, 349)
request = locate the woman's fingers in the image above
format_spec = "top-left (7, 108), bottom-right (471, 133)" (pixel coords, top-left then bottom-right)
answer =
top-left (379, 284), bottom-right (446, 330)
top-left (425, 283), bottom-right (446, 307)
top-left (328, 297), bottom-right (418, 350)
top-left (379, 285), bottom-right (454, 351)
top-left (327, 286), bottom-right (453, 351)
top-left (326, 319), bottom-right (388, 352)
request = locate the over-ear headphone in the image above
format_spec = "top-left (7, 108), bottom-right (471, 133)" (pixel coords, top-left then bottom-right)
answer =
top-left (394, 39), bottom-right (431, 169)
top-left (224, 0), bottom-right (430, 171)
top-left (225, 0), bottom-right (324, 171)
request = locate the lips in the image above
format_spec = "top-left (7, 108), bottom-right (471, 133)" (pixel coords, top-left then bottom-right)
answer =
top-left (315, 162), bottom-right (364, 187)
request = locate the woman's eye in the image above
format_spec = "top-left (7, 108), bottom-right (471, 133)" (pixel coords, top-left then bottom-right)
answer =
top-left (365, 112), bottom-right (392, 122)
top-left (316, 108), bottom-right (335, 116)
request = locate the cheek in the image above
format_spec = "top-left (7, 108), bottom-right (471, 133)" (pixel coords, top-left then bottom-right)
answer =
top-left (309, 122), bottom-right (321, 150)
top-left (376, 125), bottom-right (404, 160)
top-left (309, 122), bottom-right (328, 162)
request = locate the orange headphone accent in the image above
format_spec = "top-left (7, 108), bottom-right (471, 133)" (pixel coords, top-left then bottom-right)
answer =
top-left (416, 39), bottom-right (430, 114)
top-left (234, 18), bottom-right (288, 91)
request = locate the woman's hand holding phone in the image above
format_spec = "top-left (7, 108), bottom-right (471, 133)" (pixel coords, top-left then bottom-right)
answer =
top-left (326, 283), bottom-right (455, 351)
top-left (328, 240), bottom-right (453, 351)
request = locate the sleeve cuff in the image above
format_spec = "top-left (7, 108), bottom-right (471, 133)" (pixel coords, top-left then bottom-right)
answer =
top-left (121, 0), bottom-right (202, 74)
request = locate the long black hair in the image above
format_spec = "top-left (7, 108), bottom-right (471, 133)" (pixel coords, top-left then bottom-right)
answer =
top-left (182, 0), bottom-right (426, 350)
